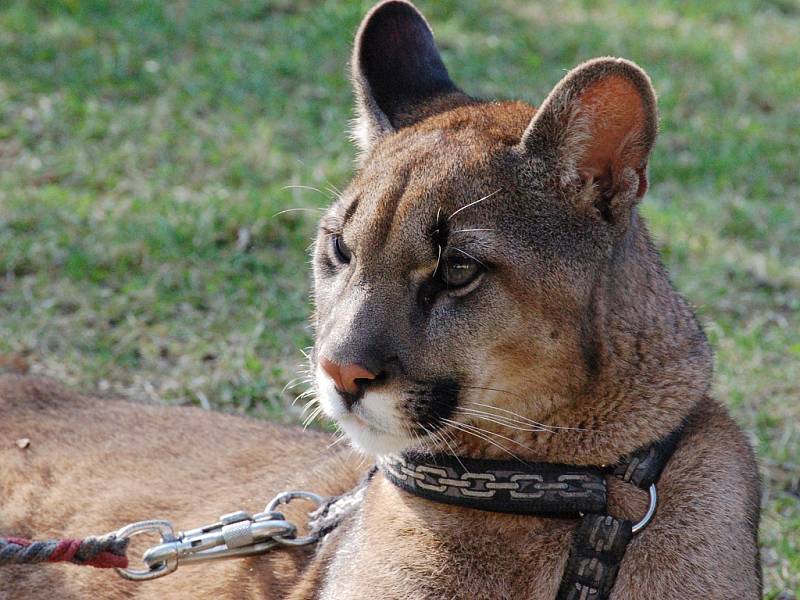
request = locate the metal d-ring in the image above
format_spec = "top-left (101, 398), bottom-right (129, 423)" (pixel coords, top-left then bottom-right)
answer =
top-left (632, 484), bottom-right (657, 534)
top-left (265, 491), bottom-right (325, 546)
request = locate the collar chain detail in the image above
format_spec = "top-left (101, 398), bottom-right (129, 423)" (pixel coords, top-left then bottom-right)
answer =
top-left (380, 453), bottom-right (607, 517)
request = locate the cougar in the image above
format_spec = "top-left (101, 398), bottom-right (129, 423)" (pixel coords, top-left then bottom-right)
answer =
top-left (0, 1), bottom-right (762, 598)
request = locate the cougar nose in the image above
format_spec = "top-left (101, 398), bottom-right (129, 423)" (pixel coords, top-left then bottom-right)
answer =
top-left (320, 357), bottom-right (377, 400)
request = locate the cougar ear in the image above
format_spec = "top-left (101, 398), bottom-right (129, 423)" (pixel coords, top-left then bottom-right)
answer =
top-left (351, 0), bottom-right (467, 158)
top-left (519, 58), bottom-right (658, 223)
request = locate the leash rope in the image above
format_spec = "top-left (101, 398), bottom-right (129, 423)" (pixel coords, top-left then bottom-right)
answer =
top-left (0, 535), bottom-right (129, 569)
top-left (307, 468), bottom-right (376, 540)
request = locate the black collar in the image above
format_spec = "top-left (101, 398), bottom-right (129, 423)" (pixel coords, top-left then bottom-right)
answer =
top-left (379, 413), bottom-right (689, 518)
top-left (377, 415), bottom-right (693, 600)
top-left (380, 453), bottom-right (607, 517)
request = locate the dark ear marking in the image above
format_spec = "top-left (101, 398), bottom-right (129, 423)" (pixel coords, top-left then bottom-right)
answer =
top-left (351, 1), bottom-right (471, 157)
top-left (519, 57), bottom-right (658, 222)
top-left (342, 195), bottom-right (361, 225)
top-left (357, 1), bottom-right (454, 126)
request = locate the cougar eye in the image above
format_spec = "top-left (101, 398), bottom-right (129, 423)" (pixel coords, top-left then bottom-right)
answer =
top-left (331, 234), bottom-right (352, 264)
top-left (442, 256), bottom-right (482, 290)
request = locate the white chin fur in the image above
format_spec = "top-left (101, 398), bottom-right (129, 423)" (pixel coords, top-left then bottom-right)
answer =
top-left (315, 364), bottom-right (414, 456)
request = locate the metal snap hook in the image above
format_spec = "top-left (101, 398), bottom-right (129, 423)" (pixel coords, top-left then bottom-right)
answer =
top-left (115, 520), bottom-right (178, 581)
top-left (112, 491), bottom-right (327, 581)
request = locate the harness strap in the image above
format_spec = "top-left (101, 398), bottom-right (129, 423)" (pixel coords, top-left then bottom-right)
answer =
top-left (555, 414), bottom-right (692, 600)
top-left (555, 515), bottom-right (633, 600)
top-left (613, 422), bottom-right (686, 488)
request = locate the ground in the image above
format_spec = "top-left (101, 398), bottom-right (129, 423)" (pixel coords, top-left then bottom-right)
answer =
top-left (0, 1), bottom-right (797, 596)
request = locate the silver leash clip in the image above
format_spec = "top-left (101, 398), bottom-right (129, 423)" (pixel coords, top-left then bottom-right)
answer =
top-left (115, 491), bottom-right (324, 581)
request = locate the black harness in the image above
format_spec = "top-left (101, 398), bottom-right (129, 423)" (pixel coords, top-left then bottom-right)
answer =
top-left (310, 414), bottom-right (690, 599)
top-left (377, 418), bottom-right (689, 600)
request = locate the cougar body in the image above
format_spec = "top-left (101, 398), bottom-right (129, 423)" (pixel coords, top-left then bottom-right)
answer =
top-left (1, 1), bottom-right (761, 598)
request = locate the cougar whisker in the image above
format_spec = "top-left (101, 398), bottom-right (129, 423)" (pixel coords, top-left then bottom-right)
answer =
top-left (327, 181), bottom-right (343, 195)
top-left (417, 423), bottom-right (439, 452)
top-left (456, 407), bottom-right (552, 433)
top-left (439, 427), bottom-right (467, 472)
top-left (300, 397), bottom-right (320, 417)
top-left (450, 228), bottom-right (495, 234)
top-left (450, 247), bottom-right (487, 268)
top-left (293, 388), bottom-right (316, 407)
top-left (462, 399), bottom-right (558, 431)
top-left (466, 400), bottom-right (594, 434)
top-left (281, 184), bottom-right (330, 198)
top-left (325, 184), bottom-right (343, 200)
top-left (434, 383), bottom-right (566, 431)
top-left (433, 243), bottom-right (443, 277)
top-left (302, 405), bottom-right (324, 430)
top-left (327, 427), bottom-right (347, 449)
top-left (283, 375), bottom-right (312, 394)
top-left (459, 391), bottom-right (596, 433)
top-left (451, 420), bottom-right (538, 455)
top-left (272, 207), bottom-right (325, 218)
top-left (411, 428), bottom-right (430, 456)
top-left (419, 422), bottom-right (466, 471)
top-left (447, 189), bottom-right (501, 221)
top-left (441, 418), bottom-right (527, 464)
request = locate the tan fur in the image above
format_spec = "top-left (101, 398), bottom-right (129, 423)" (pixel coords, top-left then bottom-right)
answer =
top-left (1, 1), bottom-right (761, 598)
top-left (0, 383), bottom-right (761, 599)
top-left (0, 375), bottom-right (365, 599)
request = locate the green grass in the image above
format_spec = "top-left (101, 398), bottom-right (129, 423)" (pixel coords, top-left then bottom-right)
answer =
top-left (0, 0), bottom-right (797, 595)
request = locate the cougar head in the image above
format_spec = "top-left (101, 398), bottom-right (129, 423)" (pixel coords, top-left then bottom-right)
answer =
top-left (310, 1), bottom-right (707, 459)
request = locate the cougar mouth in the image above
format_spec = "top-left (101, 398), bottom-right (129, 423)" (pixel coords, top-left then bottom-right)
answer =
top-left (315, 363), bottom-right (462, 455)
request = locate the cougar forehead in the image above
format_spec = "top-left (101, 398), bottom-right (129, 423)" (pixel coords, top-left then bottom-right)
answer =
top-left (344, 101), bottom-right (535, 244)
top-left (330, 101), bottom-right (597, 277)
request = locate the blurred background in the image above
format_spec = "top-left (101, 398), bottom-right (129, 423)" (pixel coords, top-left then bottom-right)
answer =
top-left (0, 0), bottom-right (797, 595)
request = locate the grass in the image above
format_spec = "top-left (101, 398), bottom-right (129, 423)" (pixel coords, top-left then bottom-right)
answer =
top-left (0, 0), bottom-right (797, 595)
